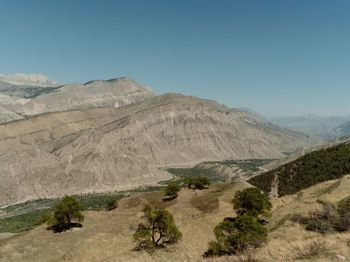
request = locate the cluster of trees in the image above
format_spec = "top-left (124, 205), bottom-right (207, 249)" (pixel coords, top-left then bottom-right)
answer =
top-left (249, 143), bottom-right (350, 196)
top-left (184, 176), bottom-right (210, 190)
top-left (291, 197), bottom-right (350, 234)
top-left (164, 176), bottom-right (211, 200)
top-left (204, 188), bottom-right (272, 257)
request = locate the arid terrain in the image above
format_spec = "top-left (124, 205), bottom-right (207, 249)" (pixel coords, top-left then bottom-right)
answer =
top-left (1, 175), bottom-right (350, 262)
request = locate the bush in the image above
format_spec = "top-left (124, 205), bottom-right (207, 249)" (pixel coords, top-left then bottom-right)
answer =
top-left (51, 196), bottom-right (84, 232)
top-left (232, 188), bottom-right (272, 218)
top-left (306, 218), bottom-right (334, 234)
top-left (291, 198), bottom-right (350, 234)
top-left (164, 182), bottom-right (181, 199)
top-left (106, 198), bottom-right (119, 211)
top-left (133, 205), bottom-right (182, 252)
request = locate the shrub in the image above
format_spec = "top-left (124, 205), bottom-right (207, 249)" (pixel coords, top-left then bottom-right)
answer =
top-left (133, 205), bottom-right (182, 252)
top-left (291, 199), bottom-right (350, 233)
top-left (164, 182), bottom-right (181, 199)
top-left (337, 196), bottom-right (350, 231)
top-left (306, 218), bottom-right (334, 234)
top-left (51, 196), bottom-right (84, 232)
top-left (232, 188), bottom-right (272, 218)
top-left (106, 198), bottom-right (119, 211)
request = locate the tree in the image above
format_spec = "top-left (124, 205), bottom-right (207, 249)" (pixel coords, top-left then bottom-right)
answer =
top-left (133, 205), bottom-right (182, 251)
top-left (183, 177), bottom-right (194, 189)
top-left (52, 196), bottom-right (84, 231)
top-left (194, 176), bottom-right (210, 189)
top-left (205, 215), bottom-right (267, 256)
top-left (164, 182), bottom-right (181, 199)
top-left (232, 188), bottom-right (272, 218)
top-left (205, 187), bottom-right (272, 257)
top-left (183, 176), bottom-right (210, 190)
top-left (106, 198), bottom-right (119, 211)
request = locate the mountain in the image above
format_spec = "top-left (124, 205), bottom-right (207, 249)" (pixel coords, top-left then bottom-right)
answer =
top-left (270, 114), bottom-right (350, 140)
top-left (0, 74), bottom-right (155, 123)
top-left (0, 93), bottom-right (314, 206)
top-left (334, 120), bottom-right (350, 138)
top-left (0, 73), bottom-right (59, 87)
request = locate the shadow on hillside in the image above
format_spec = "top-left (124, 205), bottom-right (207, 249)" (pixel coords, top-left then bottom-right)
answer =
top-left (47, 222), bottom-right (83, 233)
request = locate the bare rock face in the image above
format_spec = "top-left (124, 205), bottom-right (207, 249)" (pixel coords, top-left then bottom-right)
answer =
top-left (0, 75), bottom-right (155, 122)
top-left (0, 93), bottom-right (314, 206)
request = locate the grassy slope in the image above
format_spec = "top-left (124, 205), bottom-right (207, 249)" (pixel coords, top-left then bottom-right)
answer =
top-left (1, 177), bottom-right (350, 261)
top-left (249, 142), bottom-right (350, 196)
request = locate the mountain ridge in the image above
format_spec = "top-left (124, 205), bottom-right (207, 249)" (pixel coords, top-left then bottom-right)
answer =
top-left (0, 93), bottom-right (314, 206)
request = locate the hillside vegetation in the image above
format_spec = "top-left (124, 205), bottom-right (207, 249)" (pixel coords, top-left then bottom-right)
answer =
top-left (249, 142), bottom-right (350, 196)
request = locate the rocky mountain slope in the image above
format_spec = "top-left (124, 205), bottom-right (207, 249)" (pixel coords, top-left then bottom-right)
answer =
top-left (0, 75), bottom-right (155, 122)
top-left (0, 93), bottom-right (314, 206)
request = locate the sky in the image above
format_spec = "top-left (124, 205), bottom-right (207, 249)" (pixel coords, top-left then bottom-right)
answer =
top-left (0, 0), bottom-right (349, 117)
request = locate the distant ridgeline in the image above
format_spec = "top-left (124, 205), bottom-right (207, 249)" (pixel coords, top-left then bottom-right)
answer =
top-left (249, 142), bottom-right (350, 197)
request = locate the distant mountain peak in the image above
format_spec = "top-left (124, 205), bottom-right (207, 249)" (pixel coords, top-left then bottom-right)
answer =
top-left (0, 73), bottom-right (60, 87)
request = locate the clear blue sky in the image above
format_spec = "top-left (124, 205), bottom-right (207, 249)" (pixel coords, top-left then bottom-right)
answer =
top-left (0, 0), bottom-right (349, 116)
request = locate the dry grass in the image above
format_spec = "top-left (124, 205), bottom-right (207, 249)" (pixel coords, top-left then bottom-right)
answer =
top-left (1, 178), bottom-right (350, 261)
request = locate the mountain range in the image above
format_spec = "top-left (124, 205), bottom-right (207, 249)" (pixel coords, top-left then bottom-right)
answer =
top-left (0, 74), bottom-right (314, 206)
top-left (270, 114), bottom-right (350, 140)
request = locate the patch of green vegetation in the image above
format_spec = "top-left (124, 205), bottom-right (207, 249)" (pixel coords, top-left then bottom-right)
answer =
top-left (249, 143), bottom-right (350, 196)
top-left (167, 166), bottom-right (221, 182)
top-left (0, 209), bottom-right (51, 233)
top-left (74, 193), bottom-right (123, 211)
top-left (1, 198), bottom-right (54, 213)
top-left (167, 159), bottom-right (274, 184)
top-left (209, 159), bottom-right (275, 172)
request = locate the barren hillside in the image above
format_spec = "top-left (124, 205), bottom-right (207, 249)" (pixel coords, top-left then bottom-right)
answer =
top-left (0, 94), bottom-right (313, 206)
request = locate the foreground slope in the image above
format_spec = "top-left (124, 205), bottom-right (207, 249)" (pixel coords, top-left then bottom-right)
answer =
top-left (1, 177), bottom-right (350, 262)
top-left (0, 94), bottom-right (313, 206)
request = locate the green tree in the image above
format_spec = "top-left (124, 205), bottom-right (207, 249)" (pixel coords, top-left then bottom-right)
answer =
top-left (52, 196), bottom-right (84, 231)
top-left (133, 205), bottom-right (182, 251)
top-left (232, 188), bottom-right (272, 217)
top-left (194, 176), bottom-right (210, 189)
top-left (183, 176), bottom-right (210, 190)
top-left (205, 215), bottom-right (267, 256)
top-left (106, 198), bottom-right (119, 211)
top-left (164, 182), bottom-right (181, 199)
top-left (183, 177), bottom-right (194, 189)
top-left (205, 187), bottom-right (272, 257)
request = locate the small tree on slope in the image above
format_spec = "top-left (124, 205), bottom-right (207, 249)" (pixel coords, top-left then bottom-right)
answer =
top-left (133, 204), bottom-right (182, 251)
